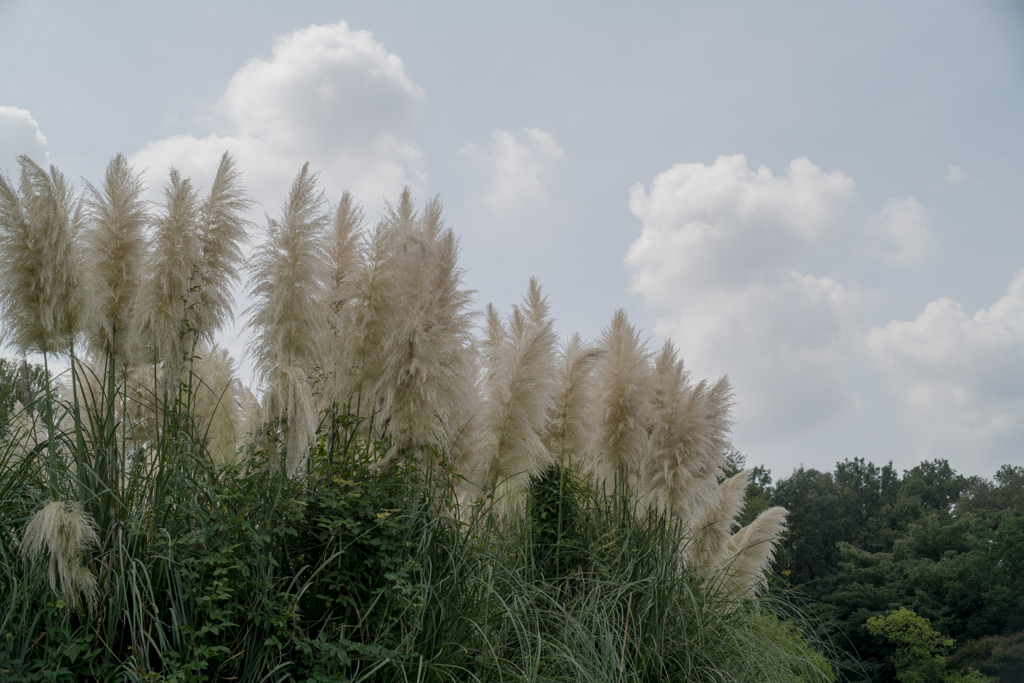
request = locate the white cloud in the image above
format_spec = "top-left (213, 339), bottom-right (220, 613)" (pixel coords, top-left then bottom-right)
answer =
top-left (626, 155), bottom-right (856, 303)
top-left (868, 197), bottom-right (930, 266)
top-left (131, 21), bottom-right (425, 213)
top-left (866, 272), bottom-right (1024, 451)
top-left (946, 164), bottom-right (970, 184)
top-left (0, 106), bottom-right (49, 171)
top-left (626, 155), bottom-right (861, 435)
top-left (461, 128), bottom-right (565, 211)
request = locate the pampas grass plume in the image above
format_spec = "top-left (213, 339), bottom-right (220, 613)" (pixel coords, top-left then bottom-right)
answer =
top-left (194, 153), bottom-right (252, 340)
top-left (192, 343), bottom-right (245, 466)
top-left (587, 309), bottom-right (651, 494)
top-left (0, 156), bottom-right (88, 355)
top-left (132, 168), bottom-right (203, 383)
top-left (690, 469), bottom-right (751, 571)
top-left (374, 195), bottom-right (476, 456)
top-left (83, 153), bottom-right (148, 358)
top-left (22, 500), bottom-right (100, 613)
top-left (643, 342), bottom-right (733, 521)
top-left (246, 163), bottom-right (328, 474)
top-left (720, 506), bottom-right (788, 598)
top-left (471, 278), bottom-right (557, 513)
top-left (544, 333), bottom-right (601, 468)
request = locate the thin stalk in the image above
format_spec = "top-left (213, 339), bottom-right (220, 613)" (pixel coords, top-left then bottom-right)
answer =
top-left (40, 351), bottom-right (57, 499)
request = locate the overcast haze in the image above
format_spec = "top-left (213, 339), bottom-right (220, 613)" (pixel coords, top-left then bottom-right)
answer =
top-left (1, 1), bottom-right (1022, 479)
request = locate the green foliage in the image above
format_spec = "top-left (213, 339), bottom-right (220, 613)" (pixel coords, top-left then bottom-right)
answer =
top-left (865, 608), bottom-right (995, 683)
top-left (865, 608), bottom-right (953, 675)
top-left (761, 456), bottom-right (1024, 682)
top-left (0, 352), bottom-right (835, 682)
top-left (0, 357), bottom-right (49, 437)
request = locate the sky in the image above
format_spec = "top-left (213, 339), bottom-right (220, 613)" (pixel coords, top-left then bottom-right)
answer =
top-left (1, 1), bottom-right (1022, 480)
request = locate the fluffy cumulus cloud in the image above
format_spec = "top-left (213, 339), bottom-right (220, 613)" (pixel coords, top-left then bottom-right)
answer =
top-left (0, 106), bottom-right (49, 170)
top-left (626, 153), bottom-right (1021, 473)
top-left (868, 197), bottom-right (931, 266)
top-left (626, 155), bottom-right (860, 435)
top-left (131, 21), bottom-right (424, 213)
top-left (867, 272), bottom-right (1024, 459)
top-left (461, 128), bottom-right (565, 212)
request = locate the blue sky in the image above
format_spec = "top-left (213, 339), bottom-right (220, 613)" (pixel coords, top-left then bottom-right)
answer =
top-left (1, 1), bottom-right (1022, 478)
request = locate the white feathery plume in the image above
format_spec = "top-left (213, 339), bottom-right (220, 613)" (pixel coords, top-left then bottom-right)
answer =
top-left (470, 278), bottom-right (557, 514)
top-left (246, 163), bottom-right (328, 475)
top-left (235, 381), bottom-right (262, 446)
top-left (586, 309), bottom-right (652, 495)
top-left (689, 469), bottom-right (751, 571)
top-left (325, 191), bottom-right (364, 318)
top-left (131, 168), bottom-right (203, 384)
top-left (338, 200), bottom-right (407, 410)
top-left (642, 341), bottom-right (733, 522)
top-left (194, 152), bottom-right (253, 341)
top-left (262, 365), bottom-right (319, 475)
top-left (191, 343), bottom-right (244, 466)
top-left (0, 156), bottom-right (88, 356)
top-left (718, 506), bottom-right (788, 598)
top-left (321, 191), bottom-right (364, 405)
top-left (338, 187), bottom-right (420, 417)
top-left (373, 195), bottom-right (476, 458)
top-left (82, 153), bottom-right (149, 359)
top-left (543, 333), bottom-right (601, 469)
top-left (22, 500), bottom-right (100, 613)
top-left (132, 155), bottom-right (251, 389)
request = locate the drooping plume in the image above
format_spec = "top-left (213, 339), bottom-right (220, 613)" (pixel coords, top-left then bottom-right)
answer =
top-left (544, 333), bottom-right (601, 469)
top-left (83, 153), bottom-right (149, 359)
top-left (690, 469), bottom-right (751, 571)
top-left (718, 506), bottom-right (788, 598)
top-left (0, 156), bottom-right (88, 356)
top-left (587, 309), bottom-right (651, 495)
top-left (246, 163), bottom-right (328, 475)
top-left (22, 500), bottom-right (100, 613)
top-left (470, 278), bottom-right (557, 513)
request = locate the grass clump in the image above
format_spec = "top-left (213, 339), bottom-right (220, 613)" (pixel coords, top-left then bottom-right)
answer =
top-left (0, 395), bottom-right (835, 682)
top-left (0, 154), bottom-right (835, 681)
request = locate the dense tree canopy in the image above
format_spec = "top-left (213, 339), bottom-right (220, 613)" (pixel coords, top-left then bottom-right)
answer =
top-left (758, 457), bottom-right (1024, 682)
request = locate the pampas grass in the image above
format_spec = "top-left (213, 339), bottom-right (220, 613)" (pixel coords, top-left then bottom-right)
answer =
top-left (544, 333), bottom-right (601, 469)
top-left (133, 156), bottom-right (250, 390)
top-left (471, 278), bottom-right (557, 513)
top-left (0, 156), bottom-right (87, 356)
top-left (336, 188), bottom-right (415, 413)
top-left (373, 195), bottom-right (477, 458)
top-left (194, 153), bottom-right (252, 344)
top-left (246, 163), bottom-right (328, 474)
top-left (83, 153), bottom-right (149, 359)
top-left (22, 500), bottom-right (99, 613)
top-left (322, 191), bottom-right (364, 400)
top-left (191, 343), bottom-right (245, 466)
top-left (131, 168), bottom-right (204, 385)
top-left (720, 505), bottom-right (788, 598)
top-left (691, 469), bottom-right (752, 571)
top-left (587, 309), bottom-right (651, 495)
top-left (643, 341), bottom-right (733, 525)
